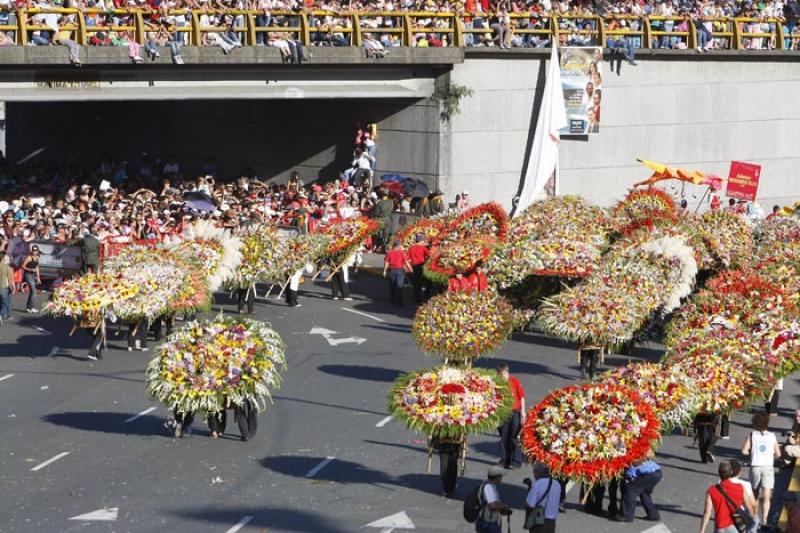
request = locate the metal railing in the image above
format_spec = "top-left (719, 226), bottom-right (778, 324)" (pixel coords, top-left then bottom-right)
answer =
top-left (0, 7), bottom-right (796, 50)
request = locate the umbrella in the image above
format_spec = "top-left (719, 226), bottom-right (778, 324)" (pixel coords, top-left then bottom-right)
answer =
top-left (634, 159), bottom-right (709, 187)
top-left (381, 181), bottom-right (405, 195)
top-left (183, 191), bottom-right (216, 213)
top-left (403, 178), bottom-right (431, 198)
top-left (380, 174), bottom-right (408, 183)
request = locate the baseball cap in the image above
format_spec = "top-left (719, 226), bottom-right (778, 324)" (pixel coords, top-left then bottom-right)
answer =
top-left (488, 466), bottom-right (504, 478)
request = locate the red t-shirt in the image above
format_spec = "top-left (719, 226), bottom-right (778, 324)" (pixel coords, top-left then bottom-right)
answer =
top-left (468, 272), bottom-right (488, 292)
top-left (709, 480), bottom-right (744, 529)
top-left (508, 375), bottom-right (525, 411)
top-left (408, 244), bottom-right (429, 266)
top-left (448, 276), bottom-right (472, 292)
top-left (385, 250), bottom-right (409, 270)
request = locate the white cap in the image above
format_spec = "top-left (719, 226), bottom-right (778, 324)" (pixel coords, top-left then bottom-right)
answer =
top-left (462, 190), bottom-right (470, 195)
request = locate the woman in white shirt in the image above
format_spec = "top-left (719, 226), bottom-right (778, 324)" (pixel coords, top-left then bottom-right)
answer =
top-left (741, 411), bottom-right (782, 530)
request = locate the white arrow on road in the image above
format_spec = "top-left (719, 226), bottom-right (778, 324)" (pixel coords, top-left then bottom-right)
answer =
top-left (642, 523), bottom-right (672, 533)
top-left (69, 508), bottom-right (118, 522)
top-left (309, 326), bottom-right (366, 346)
top-left (364, 511), bottom-right (415, 533)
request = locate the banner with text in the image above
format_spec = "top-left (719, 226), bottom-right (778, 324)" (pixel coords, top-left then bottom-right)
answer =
top-left (559, 46), bottom-right (603, 136)
top-left (726, 161), bottom-right (761, 201)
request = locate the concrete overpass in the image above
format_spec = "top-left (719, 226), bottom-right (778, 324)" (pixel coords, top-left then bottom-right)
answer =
top-left (3, 46), bottom-right (800, 208)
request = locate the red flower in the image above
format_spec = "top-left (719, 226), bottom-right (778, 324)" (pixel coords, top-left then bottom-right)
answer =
top-left (441, 383), bottom-right (467, 395)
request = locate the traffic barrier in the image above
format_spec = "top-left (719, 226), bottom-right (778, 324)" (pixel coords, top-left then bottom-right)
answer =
top-left (0, 7), bottom-right (794, 50)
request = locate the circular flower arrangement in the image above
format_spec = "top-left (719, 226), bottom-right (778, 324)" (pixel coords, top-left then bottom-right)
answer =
top-left (529, 239), bottom-right (599, 278)
top-left (104, 253), bottom-right (189, 321)
top-left (171, 238), bottom-right (224, 274)
top-left (320, 217), bottom-right (382, 260)
top-left (514, 195), bottom-right (612, 249)
top-left (754, 216), bottom-right (800, 262)
top-left (598, 362), bottom-right (698, 432)
top-left (146, 316), bottom-right (286, 415)
top-left (612, 188), bottom-right (676, 226)
top-left (44, 273), bottom-right (139, 317)
top-left (435, 202), bottom-right (510, 247)
top-left (277, 233), bottom-right (330, 280)
top-left (389, 366), bottom-right (512, 439)
top-left (412, 290), bottom-right (514, 362)
top-left (395, 218), bottom-right (445, 248)
top-left (521, 383), bottom-right (660, 484)
top-left (424, 237), bottom-right (495, 284)
top-left (485, 237), bottom-right (545, 289)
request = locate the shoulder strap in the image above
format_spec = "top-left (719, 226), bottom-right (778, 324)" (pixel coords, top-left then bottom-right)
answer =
top-left (715, 483), bottom-right (739, 512)
top-left (535, 478), bottom-right (554, 507)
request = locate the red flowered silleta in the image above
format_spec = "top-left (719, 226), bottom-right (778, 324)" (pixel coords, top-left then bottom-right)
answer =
top-left (521, 383), bottom-right (661, 484)
top-left (395, 218), bottom-right (446, 248)
top-left (436, 202), bottom-right (510, 246)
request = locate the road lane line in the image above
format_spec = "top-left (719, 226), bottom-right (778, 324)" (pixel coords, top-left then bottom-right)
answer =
top-left (224, 515), bottom-right (253, 533)
top-left (0, 373), bottom-right (14, 382)
top-left (376, 415), bottom-right (393, 428)
top-left (47, 346), bottom-right (61, 357)
top-left (642, 524), bottom-right (672, 533)
top-left (124, 407), bottom-right (157, 423)
top-left (31, 451), bottom-right (70, 471)
top-left (341, 308), bottom-right (385, 323)
top-left (34, 326), bottom-right (49, 334)
top-left (305, 456), bottom-right (335, 478)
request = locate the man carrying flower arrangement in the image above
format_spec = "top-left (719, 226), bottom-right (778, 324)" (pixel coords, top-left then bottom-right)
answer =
top-left (497, 363), bottom-right (526, 469)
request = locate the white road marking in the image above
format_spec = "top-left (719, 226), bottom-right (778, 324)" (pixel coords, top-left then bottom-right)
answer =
top-left (341, 307), bottom-right (386, 323)
top-left (641, 523), bottom-right (672, 533)
top-left (34, 326), bottom-right (49, 334)
top-left (224, 515), bottom-right (253, 533)
top-left (376, 415), bottom-right (393, 428)
top-left (69, 507), bottom-right (118, 522)
top-left (31, 451), bottom-right (70, 471)
top-left (124, 407), bottom-right (157, 423)
top-left (309, 326), bottom-right (366, 346)
top-left (0, 373), bottom-right (14, 382)
top-left (47, 346), bottom-right (61, 357)
top-left (365, 511), bottom-right (416, 532)
top-left (304, 456), bottom-right (335, 478)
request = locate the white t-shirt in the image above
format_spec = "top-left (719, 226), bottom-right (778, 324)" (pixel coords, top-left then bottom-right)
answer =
top-left (730, 477), bottom-right (755, 501)
top-left (481, 483), bottom-right (500, 522)
top-left (750, 431), bottom-right (778, 467)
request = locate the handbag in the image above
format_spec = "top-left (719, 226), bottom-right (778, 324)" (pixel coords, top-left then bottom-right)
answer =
top-left (715, 483), bottom-right (755, 533)
top-left (524, 478), bottom-right (553, 529)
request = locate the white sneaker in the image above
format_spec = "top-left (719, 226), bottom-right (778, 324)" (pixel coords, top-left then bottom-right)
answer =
top-left (87, 354), bottom-right (98, 361)
top-left (175, 56), bottom-right (184, 65)
top-left (27, 308), bottom-right (38, 314)
top-left (344, 297), bottom-right (353, 301)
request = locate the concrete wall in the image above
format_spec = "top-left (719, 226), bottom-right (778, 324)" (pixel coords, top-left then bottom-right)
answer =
top-left (445, 52), bottom-right (800, 209)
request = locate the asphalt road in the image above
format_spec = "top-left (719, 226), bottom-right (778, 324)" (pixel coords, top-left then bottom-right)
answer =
top-left (0, 270), bottom-right (797, 533)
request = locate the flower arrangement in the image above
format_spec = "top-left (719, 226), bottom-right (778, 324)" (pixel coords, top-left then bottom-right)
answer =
top-left (521, 383), bottom-right (660, 484)
top-left (537, 236), bottom-right (697, 345)
top-left (44, 273), bottom-right (139, 317)
top-left (389, 366), bottom-right (512, 439)
top-left (598, 362), bottom-right (698, 433)
top-left (514, 195), bottom-right (612, 248)
top-left (435, 202), bottom-right (510, 247)
top-left (103, 251), bottom-right (189, 321)
top-left (612, 188), bottom-right (676, 226)
top-left (424, 237), bottom-right (495, 284)
top-left (320, 217), bottom-right (382, 261)
top-left (395, 218), bottom-right (446, 248)
top-left (167, 220), bottom-right (242, 292)
top-left (485, 238), bottom-right (545, 289)
top-left (529, 239), bottom-right (600, 278)
top-left (696, 210), bottom-right (752, 269)
top-left (277, 233), bottom-right (330, 280)
top-left (228, 226), bottom-right (287, 289)
top-left (412, 290), bottom-right (514, 362)
top-left (146, 316), bottom-right (286, 416)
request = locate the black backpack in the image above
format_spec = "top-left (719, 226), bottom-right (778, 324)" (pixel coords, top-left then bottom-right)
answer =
top-left (463, 482), bottom-right (486, 523)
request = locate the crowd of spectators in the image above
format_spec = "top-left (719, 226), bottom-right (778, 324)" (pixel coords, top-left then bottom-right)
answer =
top-left (0, 0), bottom-right (796, 62)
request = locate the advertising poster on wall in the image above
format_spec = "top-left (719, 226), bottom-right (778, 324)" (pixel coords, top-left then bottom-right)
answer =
top-left (559, 46), bottom-right (603, 136)
top-left (725, 161), bottom-right (761, 201)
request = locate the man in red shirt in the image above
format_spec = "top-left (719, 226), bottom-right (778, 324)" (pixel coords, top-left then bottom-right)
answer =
top-left (407, 234), bottom-right (429, 304)
top-left (383, 240), bottom-right (411, 306)
top-left (448, 272), bottom-right (472, 293)
top-left (497, 363), bottom-right (526, 469)
top-left (468, 262), bottom-right (489, 292)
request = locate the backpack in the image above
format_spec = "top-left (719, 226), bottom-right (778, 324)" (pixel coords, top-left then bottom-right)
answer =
top-left (463, 482), bottom-right (486, 523)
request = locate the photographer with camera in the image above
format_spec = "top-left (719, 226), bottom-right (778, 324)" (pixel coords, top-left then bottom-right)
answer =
top-left (523, 463), bottom-right (561, 532)
top-left (475, 466), bottom-right (513, 533)
top-left (781, 409), bottom-right (800, 468)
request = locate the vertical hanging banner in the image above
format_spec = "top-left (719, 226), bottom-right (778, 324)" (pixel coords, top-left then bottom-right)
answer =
top-left (725, 161), bottom-right (761, 201)
top-left (559, 46), bottom-right (603, 136)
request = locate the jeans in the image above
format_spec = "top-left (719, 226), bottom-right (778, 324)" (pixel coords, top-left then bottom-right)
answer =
top-left (621, 470), bottom-right (662, 520)
top-left (498, 410), bottom-right (522, 467)
top-left (255, 14), bottom-right (271, 44)
top-left (607, 37), bottom-right (635, 61)
top-left (288, 39), bottom-right (305, 62)
top-left (331, 270), bottom-right (349, 299)
top-left (23, 272), bottom-right (36, 310)
top-left (437, 441), bottom-right (461, 494)
top-left (475, 518), bottom-right (501, 533)
top-left (387, 268), bottom-right (405, 306)
top-left (696, 24), bottom-right (711, 48)
top-left (785, 20), bottom-right (797, 49)
top-left (0, 287), bottom-right (10, 319)
top-left (661, 21), bottom-right (674, 48)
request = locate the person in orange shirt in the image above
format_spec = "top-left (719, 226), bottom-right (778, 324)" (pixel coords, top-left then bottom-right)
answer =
top-left (407, 234), bottom-right (430, 304)
top-left (468, 262), bottom-right (489, 292)
top-left (448, 272), bottom-right (472, 293)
